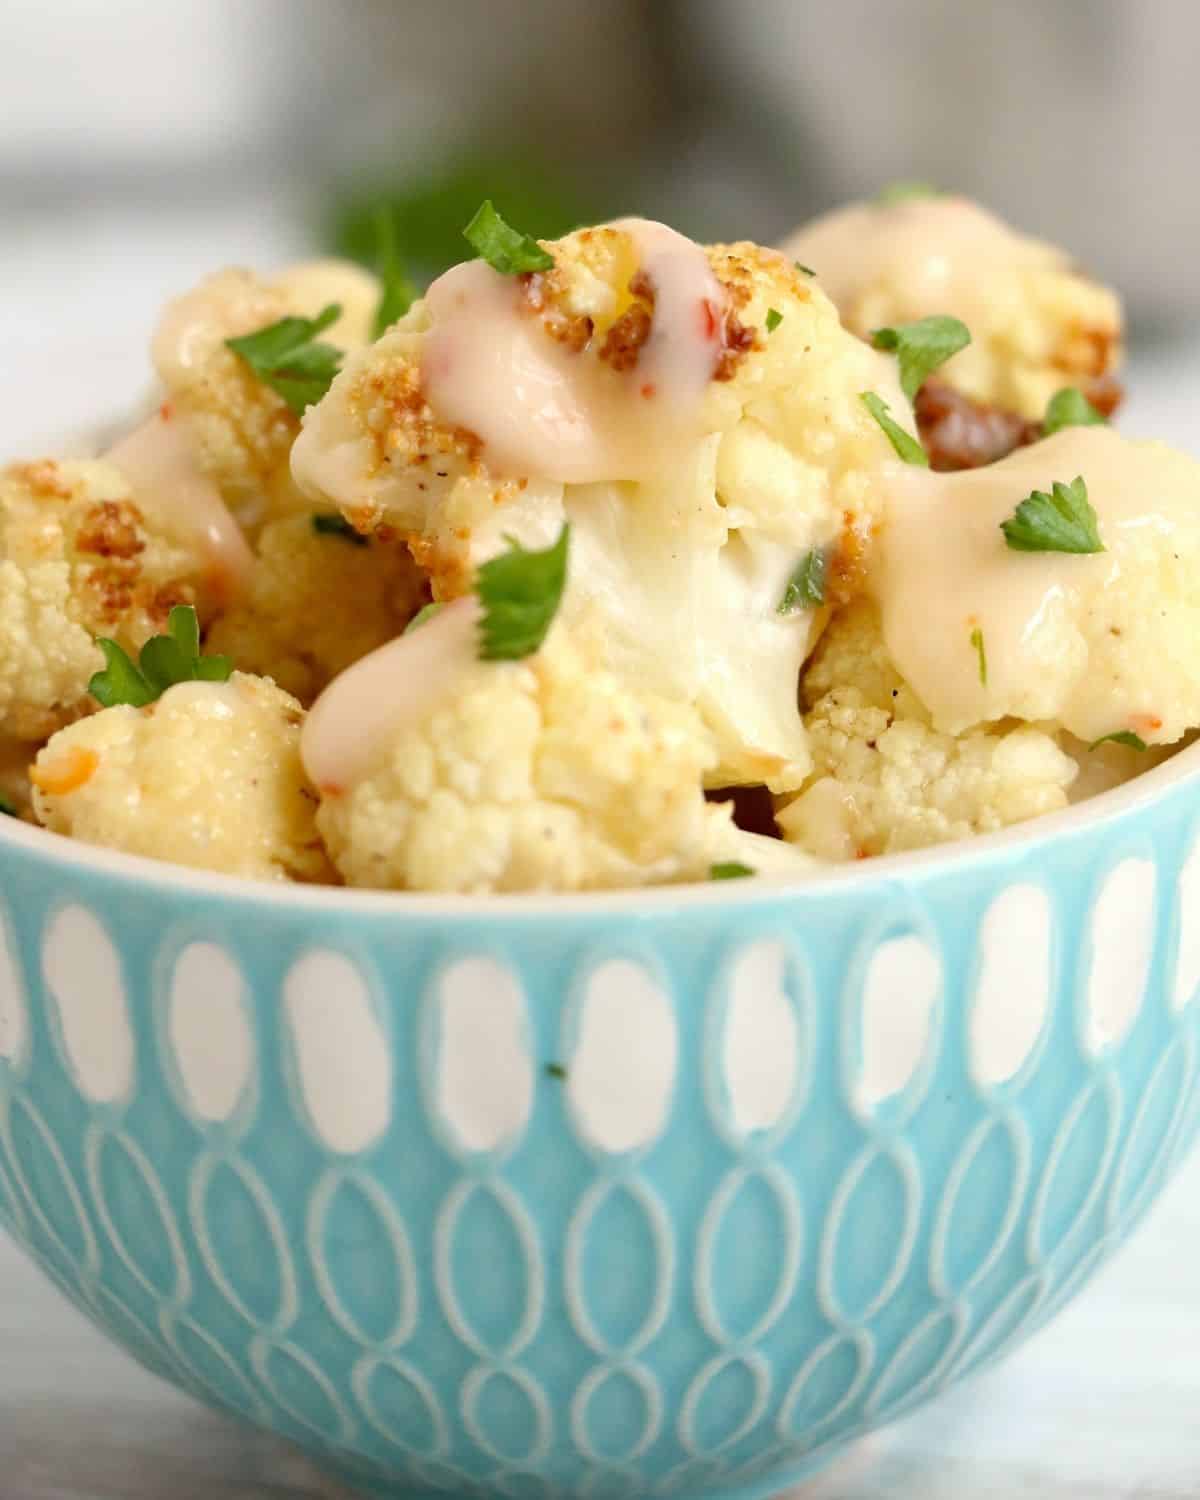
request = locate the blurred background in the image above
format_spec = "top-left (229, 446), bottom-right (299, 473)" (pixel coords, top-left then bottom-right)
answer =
top-left (3, 0), bottom-right (1200, 450)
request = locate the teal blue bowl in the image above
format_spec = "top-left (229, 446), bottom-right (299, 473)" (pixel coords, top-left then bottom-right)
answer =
top-left (1, 752), bottom-right (1198, 1500)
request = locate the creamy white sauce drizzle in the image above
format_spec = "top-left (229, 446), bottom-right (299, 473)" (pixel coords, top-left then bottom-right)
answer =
top-left (106, 410), bottom-right (255, 605)
top-left (420, 218), bottom-right (725, 483)
top-left (302, 597), bottom-right (481, 793)
top-left (782, 196), bottom-right (1063, 334)
top-left (875, 427), bottom-right (1185, 736)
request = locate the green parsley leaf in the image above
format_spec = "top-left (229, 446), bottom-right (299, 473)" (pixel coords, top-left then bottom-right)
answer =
top-left (1088, 730), bottom-right (1148, 752)
top-left (877, 180), bottom-right (940, 205)
top-left (1000, 475), bottom-right (1104, 554)
top-left (779, 549), bottom-right (828, 613)
top-left (871, 315), bottom-right (971, 401)
top-left (1043, 387), bottom-right (1107, 437)
top-left (711, 862), bottom-right (755, 880)
top-left (476, 524), bottom-right (569, 661)
top-left (404, 602), bottom-right (445, 635)
top-left (463, 199), bottom-right (554, 275)
top-left (860, 391), bottom-right (929, 466)
top-left (794, 260), bottom-right (816, 277)
top-left (544, 1062), bottom-right (567, 1080)
top-left (765, 307), bottom-right (783, 334)
top-left (372, 207), bottom-right (418, 338)
top-left (970, 626), bottom-right (988, 686)
top-left (0, 794), bottom-right (16, 818)
top-left (88, 606), bottom-right (232, 708)
top-left (225, 304), bottom-right (343, 414)
top-left (312, 513), bottom-right (368, 547)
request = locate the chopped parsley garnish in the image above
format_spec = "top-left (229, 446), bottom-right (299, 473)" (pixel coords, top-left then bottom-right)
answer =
top-left (860, 391), bottom-right (929, 466)
top-left (544, 1062), bottom-right (567, 1080)
top-left (463, 199), bottom-right (554, 275)
top-left (89, 606), bottom-right (232, 709)
top-left (779, 549), bottom-right (828, 613)
top-left (1088, 730), bottom-right (1148, 752)
top-left (476, 524), bottom-right (569, 660)
top-left (711, 862), bottom-right (755, 881)
top-left (312, 513), bottom-right (368, 546)
top-left (1043, 387), bottom-right (1107, 437)
top-left (0, 794), bottom-right (15, 818)
top-left (404, 601), bottom-right (445, 635)
top-left (794, 261), bottom-right (816, 277)
top-left (877, 180), bottom-right (940, 205)
top-left (970, 626), bottom-right (988, 686)
top-left (373, 208), bottom-right (419, 338)
top-left (871, 315), bottom-right (971, 401)
top-left (1000, 475), bottom-right (1103, 555)
top-left (765, 307), bottom-right (783, 334)
top-left (226, 304), bottom-right (343, 414)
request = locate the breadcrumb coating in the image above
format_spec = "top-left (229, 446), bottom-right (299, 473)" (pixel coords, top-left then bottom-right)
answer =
top-left (0, 459), bottom-right (211, 741)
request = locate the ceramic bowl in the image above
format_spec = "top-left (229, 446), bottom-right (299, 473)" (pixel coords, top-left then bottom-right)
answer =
top-left (1, 751), bottom-right (1198, 1500)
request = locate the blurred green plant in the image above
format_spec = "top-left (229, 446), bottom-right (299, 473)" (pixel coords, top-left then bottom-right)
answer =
top-left (325, 152), bottom-right (620, 284)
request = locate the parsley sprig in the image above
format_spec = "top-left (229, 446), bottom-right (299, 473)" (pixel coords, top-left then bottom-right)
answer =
top-left (0, 794), bottom-right (15, 818)
top-left (779, 549), bottom-right (828, 613)
top-left (477, 525), bottom-right (569, 660)
top-left (464, 200), bottom-right (554, 275)
top-left (404, 602), bottom-right (445, 635)
top-left (1043, 387), bottom-right (1107, 437)
top-left (373, 208), bottom-right (418, 338)
top-left (861, 391), bottom-right (929, 466)
top-left (312, 513), bottom-right (368, 547)
top-left (970, 626), bottom-right (988, 686)
top-left (711, 862), bottom-right (755, 880)
top-left (1088, 730), bottom-right (1148, 752)
top-left (877, 180), bottom-right (940, 205)
top-left (1000, 475), bottom-right (1103, 554)
top-left (89, 606), bottom-right (232, 709)
top-left (871, 315), bottom-right (971, 401)
top-left (226, 304), bottom-right (343, 414)
top-left (765, 308), bottom-right (783, 334)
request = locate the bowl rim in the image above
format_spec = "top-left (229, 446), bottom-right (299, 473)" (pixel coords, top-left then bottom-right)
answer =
top-left (1, 736), bottom-right (1196, 917)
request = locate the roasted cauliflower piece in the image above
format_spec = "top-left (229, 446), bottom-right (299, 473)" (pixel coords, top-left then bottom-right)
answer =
top-left (293, 219), bottom-right (916, 792)
top-left (151, 258), bottom-right (382, 529)
top-left (305, 601), bottom-right (727, 893)
top-left (782, 195), bottom-right (1123, 422)
top-left (0, 459), bottom-right (215, 742)
top-left (31, 673), bottom-right (330, 882)
top-left (205, 513), bottom-right (425, 704)
top-left (780, 601), bottom-right (1078, 859)
top-left (876, 428), bottom-right (1200, 747)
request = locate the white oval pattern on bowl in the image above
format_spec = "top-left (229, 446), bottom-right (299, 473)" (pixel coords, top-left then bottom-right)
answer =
top-left (1085, 858), bottom-right (1155, 1055)
top-left (971, 883), bottom-right (1052, 1087)
top-left (1174, 833), bottom-right (1200, 1012)
top-left (169, 943), bottom-right (253, 1124)
top-left (284, 950), bottom-right (391, 1156)
top-left (721, 940), bottom-right (801, 1137)
top-left (855, 934), bottom-right (941, 1113)
top-left (566, 960), bottom-right (676, 1155)
top-left (0, 903), bottom-right (26, 1067)
top-left (434, 957), bottom-right (532, 1155)
top-left (42, 905), bottom-right (134, 1105)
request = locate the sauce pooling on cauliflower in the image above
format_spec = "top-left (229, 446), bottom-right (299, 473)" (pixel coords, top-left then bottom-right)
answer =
top-left (421, 219), bottom-right (732, 482)
top-left (876, 426), bottom-right (1200, 744)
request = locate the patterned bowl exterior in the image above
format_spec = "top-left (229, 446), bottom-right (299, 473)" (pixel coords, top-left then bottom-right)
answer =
top-left (1, 767), bottom-right (1199, 1500)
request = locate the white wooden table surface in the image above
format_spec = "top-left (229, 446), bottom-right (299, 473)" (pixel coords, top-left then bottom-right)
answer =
top-left (2, 201), bottom-right (1199, 1500)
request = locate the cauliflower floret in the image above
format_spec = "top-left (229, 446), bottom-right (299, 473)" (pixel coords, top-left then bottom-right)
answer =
top-left (293, 220), bottom-right (916, 792)
top-left (0, 458), bottom-right (215, 741)
top-left (782, 196), bottom-right (1122, 421)
top-left (152, 259), bottom-right (382, 530)
top-left (205, 514), bottom-right (425, 703)
top-left (311, 606), bottom-right (726, 893)
top-left (31, 673), bottom-right (330, 882)
top-left (876, 428), bottom-right (1200, 746)
top-left (780, 602), bottom-right (1078, 859)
